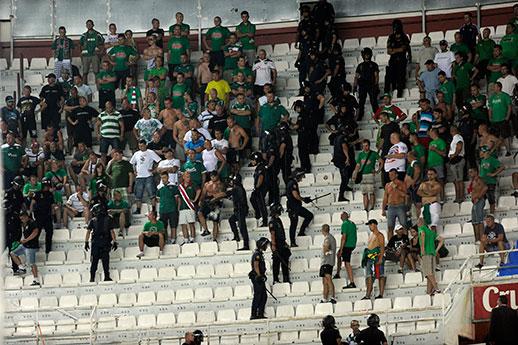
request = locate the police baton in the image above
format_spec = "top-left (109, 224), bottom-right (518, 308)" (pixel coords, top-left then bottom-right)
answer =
top-left (309, 193), bottom-right (332, 203)
top-left (265, 285), bottom-right (278, 301)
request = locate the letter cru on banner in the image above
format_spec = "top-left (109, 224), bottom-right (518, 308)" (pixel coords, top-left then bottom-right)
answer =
top-left (473, 282), bottom-right (518, 321)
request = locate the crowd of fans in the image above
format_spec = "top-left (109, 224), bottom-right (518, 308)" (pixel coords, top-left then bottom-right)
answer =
top-left (1, 1), bottom-right (518, 340)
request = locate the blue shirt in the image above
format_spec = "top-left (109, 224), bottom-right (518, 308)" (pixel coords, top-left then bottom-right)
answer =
top-left (184, 138), bottom-right (205, 161)
top-left (420, 68), bottom-right (440, 93)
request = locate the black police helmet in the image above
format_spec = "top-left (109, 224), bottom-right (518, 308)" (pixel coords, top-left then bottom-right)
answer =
top-left (269, 203), bottom-right (283, 216)
top-left (361, 47), bottom-right (373, 57)
top-left (96, 179), bottom-right (108, 192)
top-left (231, 173), bottom-right (242, 184)
top-left (249, 151), bottom-right (263, 163)
top-left (90, 203), bottom-right (107, 217)
top-left (322, 315), bottom-right (336, 328)
top-left (292, 99), bottom-right (304, 111)
top-left (41, 177), bottom-right (52, 187)
top-left (12, 176), bottom-right (24, 187)
top-left (193, 329), bottom-right (204, 343)
top-left (367, 313), bottom-right (380, 327)
top-left (291, 168), bottom-right (306, 179)
top-left (256, 237), bottom-right (270, 251)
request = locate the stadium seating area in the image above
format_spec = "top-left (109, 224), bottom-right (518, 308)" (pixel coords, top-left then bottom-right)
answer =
top-left (2, 19), bottom-right (517, 345)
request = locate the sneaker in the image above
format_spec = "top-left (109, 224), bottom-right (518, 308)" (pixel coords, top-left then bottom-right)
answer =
top-left (136, 252), bottom-right (145, 258)
top-left (133, 209), bottom-right (141, 215)
top-left (475, 263), bottom-right (484, 269)
top-left (344, 186), bottom-right (353, 192)
top-left (512, 191), bottom-right (518, 198)
top-left (397, 269), bottom-right (403, 274)
top-left (30, 281), bottom-right (40, 286)
top-left (14, 268), bottom-right (26, 275)
top-left (361, 296), bottom-right (370, 300)
top-left (333, 274), bottom-right (340, 279)
top-left (237, 247), bottom-right (250, 251)
top-left (320, 299), bottom-right (328, 303)
top-left (201, 229), bottom-right (211, 237)
top-left (343, 282), bottom-right (356, 289)
top-left (104, 277), bottom-right (113, 282)
top-left (290, 243), bottom-right (298, 248)
top-left (297, 231), bottom-right (305, 237)
top-left (375, 295), bottom-right (383, 299)
top-left (189, 238), bottom-right (194, 243)
top-left (505, 151), bottom-right (512, 157)
top-left (338, 197), bottom-right (350, 202)
top-left (329, 298), bottom-right (337, 304)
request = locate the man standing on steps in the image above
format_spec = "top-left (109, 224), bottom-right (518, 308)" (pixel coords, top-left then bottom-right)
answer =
top-left (336, 211), bottom-right (357, 289)
top-left (418, 217), bottom-right (443, 296)
top-left (418, 168), bottom-right (442, 232)
top-left (382, 168), bottom-right (407, 240)
top-left (228, 174), bottom-right (249, 250)
top-left (286, 168), bottom-right (314, 247)
top-left (85, 203), bottom-right (117, 282)
top-left (250, 237), bottom-right (270, 320)
top-left (79, 20), bottom-right (104, 82)
top-left (362, 219), bottom-right (386, 300)
top-left (468, 166), bottom-right (487, 242)
top-left (269, 203), bottom-right (291, 284)
top-left (320, 224), bottom-right (337, 304)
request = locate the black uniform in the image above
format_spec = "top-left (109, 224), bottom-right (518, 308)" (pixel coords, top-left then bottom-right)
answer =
top-left (32, 189), bottom-right (55, 253)
top-left (17, 95), bottom-right (40, 139)
top-left (296, 106), bottom-right (318, 173)
top-left (355, 60), bottom-right (380, 121)
top-left (286, 178), bottom-right (313, 245)
top-left (355, 326), bottom-right (388, 345)
top-left (249, 249), bottom-right (267, 318)
top-left (384, 32), bottom-right (410, 98)
top-left (264, 143), bottom-right (280, 205)
top-left (39, 83), bottom-right (65, 130)
top-left (328, 52), bottom-right (347, 99)
top-left (4, 186), bottom-right (24, 271)
top-left (269, 216), bottom-right (291, 283)
top-left (87, 214), bottom-right (115, 282)
top-left (275, 126), bottom-right (293, 185)
top-left (228, 182), bottom-right (250, 248)
top-left (332, 132), bottom-right (355, 199)
top-left (251, 162), bottom-right (269, 226)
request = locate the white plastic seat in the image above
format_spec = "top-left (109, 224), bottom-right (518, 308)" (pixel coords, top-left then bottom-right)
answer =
top-left (70, 228), bottom-right (87, 241)
top-left (444, 29), bottom-right (457, 43)
top-left (197, 310), bottom-right (215, 324)
top-left (37, 320), bottom-right (55, 336)
top-left (334, 301), bottom-right (353, 316)
top-left (273, 43), bottom-right (290, 56)
top-left (157, 312), bottom-right (176, 326)
top-left (58, 295), bottom-right (77, 308)
top-left (276, 61), bottom-right (289, 72)
top-left (291, 258), bottom-right (308, 273)
top-left (161, 244), bottom-right (180, 257)
top-left (299, 173), bottom-right (315, 186)
top-left (0, 58), bottom-right (8, 70)
top-left (295, 304), bottom-right (314, 317)
top-left (237, 308), bottom-right (251, 320)
top-left (410, 32), bottom-right (427, 45)
top-left (176, 265), bottom-right (196, 278)
top-left (413, 294), bottom-right (431, 309)
top-left (136, 291), bottom-right (155, 306)
top-left (456, 244), bottom-right (477, 259)
top-left (98, 317), bottom-right (116, 330)
top-left (385, 273), bottom-right (403, 288)
top-left (194, 287), bottom-right (213, 302)
top-left (30, 57), bottom-right (47, 69)
top-left (119, 268), bottom-right (138, 283)
top-left (290, 281), bottom-right (309, 296)
top-left (46, 251), bottom-right (65, 264)
top-left (196, 264), bottom-right (215, 278)
top-left (375, 54), bottom-right (390, 66)
top-left (502, 217), bottom-right (518, 231)
top-left (214, 263), bottom-right (233, 278)
top-left (313, 213), bottom-right (331, 226)
top-left (373, 298), bottom-right (392, 311)
top-left (25, 73), bottom-right (43, 85)
top-left (354, 299), bottom-right (372, 312)
top-left (4, 276), bottom-right (23, 290)
top-left (232, 262), bottom-right (250, 277)
top-left (294, 236), bottom-right (312, 250)
top-left (360, 37), bottom-right (376, 48)
top-left (299, 330), bottom-right (318, 342)
top-left (43, 273), bottom-right (62, 287)
top-left (314, 153), bottom-right (333, 166)
top-left (314, 302), bottom-right (333, 316)
top-left (138, 314), bottom-right (156, 328)
top-left (404, 272), bottom-right (423, 285)
top-left (117, 315), bottom-right (136, 330)
top-left (66, 249), bottom-right (85, 263)
top-left (416, 320), bottom-right (436, 332)
top-left (343, 38), bottom-right (360, 50)
top-left (279, 331), bottom-right (299, 343)
top-left (315, 172), bottom-right (333, 185)
top-left (309, 257), bottom-right (321, 271)
top-left (350, 210), bottom-right (368, 224)
top-left (177, 311), bottom-right (196, 325)
top-left (118, 292), bottom-right (136, 306)
top-left (393, 296), bottom-right (412, 310)
top-left (276, 305), bottom-right (294, 318)
top-left (213, 286), bottom-right (233, 301)
top-left (20, 297), bottom-right (39, 311)
top-left (10, 58), bottom-right (29, 70)
top-left (396, 322), bottom-right (415, 335)
top-left (257, 44), bottom-right (273, 56)
top-left (139, 268), bottom-right (158, 282)
top-left (428, 31), bottom-right (444, 42)
top-left (98, 293), bottom-right (117, 307)
top-left (53, 229), bottom-right (69, 241)
top-left (442, 269), bottom-right (460, 284)
top-left (217, 309), bottom-right (236, 323)
top-left (156, 290), bottom-right (174, 304)
top-left (157, 266), bottom-right (176, 280)
top-left (443, 223), bottom-right (462, 237)
top-left (272, 282), bottom-right (291, 297)
top-left (175, 288), bottom-right (194, 303)
top-left (199, 241), bottom-right (218, 256)
top-left (232, 284), bottom-right (252, 300)
top-left (179, 242), bottom-right (200, 257)
top-left (498, 196), bottom-right (516, 210)
top-left (79, 294), bottom-right (97, 307)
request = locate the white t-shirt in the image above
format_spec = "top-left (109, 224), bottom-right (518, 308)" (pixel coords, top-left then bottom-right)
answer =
top-left (384, 142), bottom-right (408, 172)
top-left (25, 148), bottom-right (45, 166)
top-left (252, 58), bottom-right (276, 86)
top-left (105, 34), bottom-right (118, 53)
top-left (434, 50), bottom-right (455, 78)
top-left (448, 133), bottom-right (465, 157)
top-left (74, 84), bottom-right (93, 99)
top-left (497, 75), bottom-right (518, 96)
top-left (211, 138), bottom-right (228, 153)
top-left (198, 111), bottom-right (215, 129)
top-left (202, 148), bottom-right (219, 172)
top-left (183, 128), bottom-right (212, 143)
top-left (66, 192), bottom-right (89, 212)
top-left (157, 158), bottom-right (181, 184)
top-left (130, 149), bottom-right (161, 178)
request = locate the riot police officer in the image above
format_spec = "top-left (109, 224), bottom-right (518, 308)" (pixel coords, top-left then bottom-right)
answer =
top-left (249, 152), bottom-right (268, 227)
top-left (91, 179), bottom-right (109, 208)
top-left (286, 168), bottom-right (314, 247)
top-left (193, 330), bottom-right (204, 345)
top-left (31, 178), bottom-right (55, 253)
top-left (263, 134), bottom-right (280, 205)
top-left (84, 203), bottom-right (118, 282)
top-left (275, 122), bottom-right (294, 185)
top-left (4, 176), bottom-right (25, 271)
top-left (356, 313), bottom-right (388, 345)
top-left (269, 203), bottom-right (291, 284)
top-left (320, 315), bottom-right (342, 345)
top-left (293, 99), bottom-right (318, 173)
top-left (228, 174), bottom-right (250, 250)
top-left (249, 237), bottom-right (270, 320)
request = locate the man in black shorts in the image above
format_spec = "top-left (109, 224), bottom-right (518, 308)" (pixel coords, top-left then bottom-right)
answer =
top-left (336, 211), bottom-right (357, 289)
top-left (136, 210), bottom-right (165, 258)
top-left (320, 224), bottom-right (337, 304)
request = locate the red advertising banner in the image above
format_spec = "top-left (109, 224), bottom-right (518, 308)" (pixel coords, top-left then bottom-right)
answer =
top-left (473, 282), bottom-right (518, 321)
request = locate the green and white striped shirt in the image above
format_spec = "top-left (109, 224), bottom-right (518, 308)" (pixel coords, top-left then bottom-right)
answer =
top-left (99, 110), bottom-right (122, 139)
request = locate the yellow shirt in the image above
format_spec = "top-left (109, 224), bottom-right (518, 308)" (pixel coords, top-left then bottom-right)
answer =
top-left (205, 79), bottom-right (231, 103)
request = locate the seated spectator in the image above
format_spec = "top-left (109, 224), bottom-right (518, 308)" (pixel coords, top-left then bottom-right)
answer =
top-left (63, 184), bottom-right (90, 228)
top-left (45, 159), bottom-right (71, 199)
top-left (43, 141), bottom-right (65, 170)
top-left (67, 142), bottom-right (90, 186)
top-left (476, 214), bottom-right (510, 268)
top-left (9, 211), bottom-right (40, 285)
top-left (184, 129), bottom-right (205, 161)
top-left (107, 190), bottom-right (130, 237)
top-left (408, 225), bottom-right (421, 270)
top-left (137, 210), bottom-right (165, 258)
top-left (79, 151), bottom-right (101, 189)
top-left (385, 224), bottom-right (415, 273)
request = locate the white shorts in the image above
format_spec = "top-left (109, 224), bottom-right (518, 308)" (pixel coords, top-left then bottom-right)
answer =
top-left (178, 209), bottom-right (196, 225)
top-left (421, 202), bottom-right (441, 227)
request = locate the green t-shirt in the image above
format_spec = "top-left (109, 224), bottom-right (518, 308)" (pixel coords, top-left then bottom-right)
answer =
top-left (174, 64), bottom-right (195, 89)
top-left (51, 37), bottom-right (75, 60)
top-left (480, 156), bottom-right (501, 185)
top-left (1, 143), bottom-right (24, 172)
top-left (427, 138), bottom-right (446, 168)
top-left (476, 39), bottom-right (496, 62)
top-left (156, 184), bottom-right (179, 213)
top-left (180, 161), bottom-right (206, 188)
top-left (206, 26), bottom-right (231, 51)
top-left (23, 182), bottom-right (42, 196)
top-left (79, 30), bottom-right (104, 56)
top-left (231, 81), bottom-right (252, 93)
top-left (158, 85), bottom-right (170, 109)
top-left (144, 67), bottom-right (168, 84)
top-left (231, 67), bottom-right (252, 79)
top-left (356, 150), bottom-right (379, 174)
top-left (258, 103), bottom-right (289, 131)
top-left (231, 102), bottom-right (252, 129)
top-left (467, 94), bottom-right (488, 121)
top-left (45, 168), bottom-right (67, 204)
top-left (450, 42), bottom-right (469, 57)
top-left (341, 220), bottom-right (357, 248)
top-left (500, 33), bottom-right (518, 60)
top-left (418, 225), bottom-right (437, 256)
top-left (453, 62), bottom-right (474, 91)
top-left (171, 82), bottom-right (188, 109)
top-left (168, 36), bottom-right (190, 65)
top-left (169, 23), bottom-right (190, 36)
top-left (178, 185), bottom-right (197, 210)
top-left (96, 70), bottom-right (116, 91)
top-left (109, 45), bottom-right (137, 71)
top-left (143, 220), bottom-right (165, 233)
top-left (107, 199), bottom-right (129, 210)
top-left (224, 43), bottom-right (243, 70)
top-left (236, 22), bottom-right (256, 50)
top-left (439, 80), bottom-right (455, 105)
top-left (488, 56), bottom-right (506, 83)
top-left (406, 160), bottom-right (421, 178)
top-left (183, 101), bottom-right (199, 118)
top-left (108, 160), bottom-right (134, 189)
top-left (489, 92), bottom-right (512, 123)
top-left (413, 143), bottom-right (426, 164)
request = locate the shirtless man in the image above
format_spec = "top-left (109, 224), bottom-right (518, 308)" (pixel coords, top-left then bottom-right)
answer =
top-left (173, 111), bottom-right (190, 162)
top-left (468, 166), bottom-right (488, 241)
top-left (226, 116), bottom-right (249, 174)
top-left (197, 171), bottom-right (227, 241)
top-left (158, 97), bottom-right (178, 149)
top-left (478, 123), bottom-right (499, 157)
top-left (142, 35), bottom-right (163, 70)
top-left (405, 150), bottom-right (423, 218)
top-left (362, 219), bottom-right (386, 300)
top-left (382, 168), bottom-right (407, 240)
top-left (417, 168), bottom-right (442, 231)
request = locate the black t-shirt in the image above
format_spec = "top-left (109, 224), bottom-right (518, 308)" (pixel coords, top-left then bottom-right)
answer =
top-left (312, 2), bottom-right (335, 25)
top-left (309, 61), bottom-right (327, 84)
top-left (484, 223), bottom-right (508, 243)
top-left (297, 18), bottom-right (316, 38)
top-left (355, 327), bottom-right (387, 345)
top-left (286, 179), bottom-right (301, 207)
top-left (269, 217), bottom-right (286, 244)
top-left (22, 220), bottom-right (39, 249)
top-left (45, 149), bottom-right (65, 162)
top-left (329, 54), bottom-right (346, 77)
top-left (208, 115), bottom-right (228, 134)
top-left (5, 187), bottom-right (24, 215)
top-left (251, 249), bottom-right (266, 275)
top-left (147, 140), bottom-right (165, 158)
top-left (146, 28), bottom-right (165, 48)
top-left (332, 133), bottom-right (349, 165)
top-left (387, 33), bottom-right (410, 61)
top-left (330, 94), bottom-right (358, 120)
top-left (296, 109), bottom-right (318, 135)
top-left (32, 190), bottom-right (55, 218)
top-left (70, 106), bottom-right (98, 133)
top-left (17, 96), bottom-right (40, 121)
top-left (276, 127), bottom-right (293, 158)
top-left (356, 61), bottom-right (380, 87)
top-left (387, 234), bottom-right (410, 251)
top-left (119, 108), bottom-right (140, 133)
top-left (88, 215), bottom-right (114, 243)
top-left (380, 121), bottom-right (400, 157)
top-left (320, 327), bottom-right (341, 345)
top-left (253, 163), bottom-right (267, 189)
top-left (39, 84), bottom-right (64, 111)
